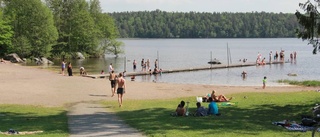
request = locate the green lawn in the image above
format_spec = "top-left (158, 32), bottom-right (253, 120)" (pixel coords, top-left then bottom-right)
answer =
top-left (103, 91), bottom-right (320, 137)
top-left (0, 105), bottom-right (68, 137)
top-left (278, 80), bottom-right (320, 87)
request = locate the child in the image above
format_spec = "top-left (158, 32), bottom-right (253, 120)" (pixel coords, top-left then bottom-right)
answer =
top-left (262, 76), bottom-right (267, 89)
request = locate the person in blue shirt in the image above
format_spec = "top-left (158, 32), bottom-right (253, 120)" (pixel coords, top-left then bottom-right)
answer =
top-left (208, 97), bottom-right (220, 116)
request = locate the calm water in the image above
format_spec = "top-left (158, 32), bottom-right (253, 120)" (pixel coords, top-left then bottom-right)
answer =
top-left (28, 38), bottom-right (320, 86)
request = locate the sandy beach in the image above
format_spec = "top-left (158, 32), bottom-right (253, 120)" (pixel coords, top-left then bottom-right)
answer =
top-left (0, 63), bottom-right (317, 107)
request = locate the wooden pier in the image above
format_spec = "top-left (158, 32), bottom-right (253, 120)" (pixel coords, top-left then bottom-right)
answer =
top-left (83, 61), bottom-right (288, 79)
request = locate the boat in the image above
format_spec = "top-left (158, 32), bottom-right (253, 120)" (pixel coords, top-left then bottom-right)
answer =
top-left (208, 59), bottom-right (221, 64)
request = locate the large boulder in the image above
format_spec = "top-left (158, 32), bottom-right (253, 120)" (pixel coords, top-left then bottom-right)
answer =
top-left (4, 53), bottom-right (24, 63)
top-left (34, 57), bottom-right (54, 64)
top-left (76, 52), bottom-right (85, 59)
top-left (40, 57), bottom-right (54, 64)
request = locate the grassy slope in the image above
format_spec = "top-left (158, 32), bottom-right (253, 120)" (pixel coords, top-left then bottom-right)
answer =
top-left (0, 105), bottom-right (68, 137)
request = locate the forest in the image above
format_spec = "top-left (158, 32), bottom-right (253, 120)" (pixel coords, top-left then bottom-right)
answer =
top-left (110, 10), bottom-right (300, 38)
top-left (0, 0), bottom-right (120, 59)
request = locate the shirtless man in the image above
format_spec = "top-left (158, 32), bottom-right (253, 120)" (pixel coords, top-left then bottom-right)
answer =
top-left (116, 73), bottom-right (126, 107)
top-left (109, 70), bottom-right (117, 97)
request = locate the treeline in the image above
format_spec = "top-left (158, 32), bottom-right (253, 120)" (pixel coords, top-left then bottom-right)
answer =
top-left (0, 0), bottom-right (120, 59)
top-left (110, 10), bottom-right (300, 38)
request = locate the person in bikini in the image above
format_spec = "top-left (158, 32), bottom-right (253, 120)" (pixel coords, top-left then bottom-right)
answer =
top-left (211, 90), bottom-right (232, 102)
top-left (116, 72), bottom-right (126, 107)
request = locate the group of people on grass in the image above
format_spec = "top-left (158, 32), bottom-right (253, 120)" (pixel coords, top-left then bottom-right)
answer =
top-left (174, 90), bottom-right (233, 117)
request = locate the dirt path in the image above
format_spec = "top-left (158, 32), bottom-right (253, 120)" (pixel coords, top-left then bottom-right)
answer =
top-left (0, 63), bottom-right (317, 107)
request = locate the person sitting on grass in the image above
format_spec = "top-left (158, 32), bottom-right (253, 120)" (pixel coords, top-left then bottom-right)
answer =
top-left (175, 100), bottom-right (186, 116)
top-left (194, 102), bottom-right (208, 116)
top-left (208, 97), bottom-right (220, 116)
top-left (211, 90), bottom-right (233, 102)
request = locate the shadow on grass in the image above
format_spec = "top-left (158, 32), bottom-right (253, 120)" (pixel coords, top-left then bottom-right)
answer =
top-left (114, 103), bottom-right (315, 136)
top-left (0, 109), bottom-right (68, 136)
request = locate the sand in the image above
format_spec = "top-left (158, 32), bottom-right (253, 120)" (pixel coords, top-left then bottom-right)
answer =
top-left (0, 63), bottom-right (318, 107)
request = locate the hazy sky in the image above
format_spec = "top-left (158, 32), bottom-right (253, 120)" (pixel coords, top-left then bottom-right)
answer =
top-left (100, 0), bottom-right (308, 13)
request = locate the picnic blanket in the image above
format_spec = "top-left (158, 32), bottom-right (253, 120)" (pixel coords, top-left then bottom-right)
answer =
top-left (272, 120), bottom-right (314, 132)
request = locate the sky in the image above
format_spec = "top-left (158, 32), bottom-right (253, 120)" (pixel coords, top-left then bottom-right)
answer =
top-left (100, 0), bottom-right (308, 13)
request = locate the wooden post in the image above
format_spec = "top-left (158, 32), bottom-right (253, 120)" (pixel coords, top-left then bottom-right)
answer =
top-left (227, 43), bottom-right (229, 67)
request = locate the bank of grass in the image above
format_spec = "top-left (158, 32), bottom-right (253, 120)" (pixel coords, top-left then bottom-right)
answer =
top-left (278, 79), bottom-right (320, 87)
top-left (103, 91), bottom-right (320, 137)
top-left (0, 105), bottom-right (68, 137)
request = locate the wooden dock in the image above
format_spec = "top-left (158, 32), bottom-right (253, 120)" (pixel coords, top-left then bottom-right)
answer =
top-left (83, 61), bottom-right (288, 79)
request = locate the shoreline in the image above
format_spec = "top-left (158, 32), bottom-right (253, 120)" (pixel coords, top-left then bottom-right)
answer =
top-left (0, 63), bottom-right (318, 107)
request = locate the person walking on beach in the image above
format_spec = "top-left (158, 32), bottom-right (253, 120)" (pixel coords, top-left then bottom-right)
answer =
top-left (108, 63), bottom-right (113, 73)
top-left (67, 62), bottom-right (73, 76)
top-left (61, 60), bottom-right (66, 75)
top-left (109, 70), bottom-right (117, 97)
top-left (262, 76), bottom-right (267, 89)
top-left (116, 72), bottom-right (126, 107)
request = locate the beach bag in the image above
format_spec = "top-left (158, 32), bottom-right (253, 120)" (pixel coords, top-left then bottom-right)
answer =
top-left (196, 97), bottom-right (203, 102)
top-left (301, 118), bottom-right (316, 126)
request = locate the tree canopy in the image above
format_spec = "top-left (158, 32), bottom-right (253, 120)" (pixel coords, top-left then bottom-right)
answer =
top-left (295, 0), bottom-right (320, 54)
top-left (110, 10), bottom-right (300, 38)
top-left (0, 0), bottom-right (120, 59)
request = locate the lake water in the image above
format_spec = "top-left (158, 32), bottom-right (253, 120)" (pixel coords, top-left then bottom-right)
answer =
top-left (29, 38), bottom-right (320, 86)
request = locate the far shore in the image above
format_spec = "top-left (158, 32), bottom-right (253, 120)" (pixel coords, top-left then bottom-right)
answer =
top-left (0, 63), bottom-right (318, 107)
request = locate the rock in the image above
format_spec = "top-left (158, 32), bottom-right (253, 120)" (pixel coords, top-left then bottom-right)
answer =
top-left (40, 57), bottom-right (54, 64)
top-left (4, 53), bottom-right (24, 63)
top-left (287, 73), bottom-right (297, 76)
top-left (76, 52), bottom-right (85, 59)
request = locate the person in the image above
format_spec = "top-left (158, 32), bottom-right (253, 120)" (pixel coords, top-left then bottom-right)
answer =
top-left (61, 60), bottom-right (66, 75)
top-left (175, 101), bottom-right (186, 116)
top-left (194, 102), bottom-right (208, 116)
top-left (108, 63), bottom-right (113, 73)
top-left (155, 59), bottom-right (158, 68)
top-left (262, 76), bottom-right (267, 89)
top-left (269, 51), bottom-right (272, 63)
top-left (211, 90), bottom-right (232, 102)
top-left (133, 60), bottom-right (137, 70)
top-left (123, 71), bottom-right (126, 77)
top-left (275, 51), bottom-right (279, 61)
top-left (0, 58), bottom-right (6, 64)
top-left (202, 93), bottom-right (211, 102)
top-left (146, 59), bottom-right (150, 70)
top-left (208, 97), bottom-right (220, 115)
top-left (141, 59), bottom-right (144, 71)
top-left (241, 71), bottom-right (247, 80)
top-left (109, 70), bottom-right (117, 97)
top-left (116, 72), bottom-right (126, 107)
top-left (79, 67), bottom-right (87, 76)
top-left (131, 75), bottom-right (135, 81)
top-left (67, 62), bottom-right (73, 76)
top-left (101, 70), bottom-right (105, 74)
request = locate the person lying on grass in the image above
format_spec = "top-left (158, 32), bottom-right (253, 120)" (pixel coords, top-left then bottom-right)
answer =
top-left (211, 89), bottom-right (233, 102)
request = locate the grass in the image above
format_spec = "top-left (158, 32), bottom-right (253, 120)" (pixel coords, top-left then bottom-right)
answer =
top-left (278, 79), bottom-right (320, 87)
top-left (103, 91), bottom-right (320, 137)
top-left (0, 105), bottom-right (68, 137)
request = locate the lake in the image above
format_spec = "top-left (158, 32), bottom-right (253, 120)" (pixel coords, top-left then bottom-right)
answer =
top-left (29, 38), bottom-right (320, 86)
